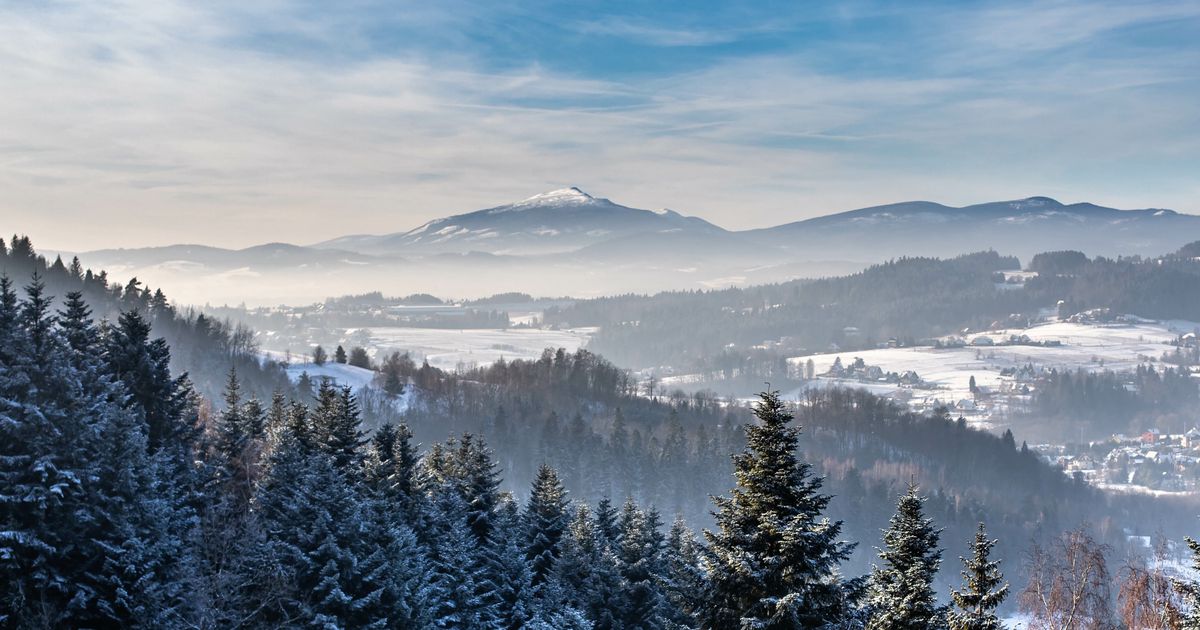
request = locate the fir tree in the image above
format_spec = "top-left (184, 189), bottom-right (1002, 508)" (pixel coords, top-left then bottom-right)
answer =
top-left (488, 498), bottom-right (537, 630)
top-left (948, 523), bottom-right (1007, 630)
top-left (363, 422), bottom-right (423, 525)
top-left (594, 496), bottom-right (621, 548)
top-left (427, 489), bottom-right (492, 629)
top-left (310, 380), bottom-right (365, 472)
top-left (525, 464), bottom-right (571, 589)
top-left (664, 515), bottom-right (705, 628)
top-left (616, 499), bottom-right (669, 629)
top-left (249, 417), bottom-right (390, 628)
top-left (866, 483), bottom-right (946, 630)
top-left (554, 504), bottom-right (623, 629)
top-left (104, 309), bottom-right (192, 451)
top-left (701, 390), bottom-right (858, 629)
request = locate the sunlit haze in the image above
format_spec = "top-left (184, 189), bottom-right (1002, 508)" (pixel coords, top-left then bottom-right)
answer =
top-left (3, 0), bottom-right (1199, 251)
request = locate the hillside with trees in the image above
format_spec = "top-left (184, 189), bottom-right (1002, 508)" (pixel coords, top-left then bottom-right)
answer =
top-left (0, 234), bottom-right (293, 402)
top-left (548, 244), bottom-right (1200, 371)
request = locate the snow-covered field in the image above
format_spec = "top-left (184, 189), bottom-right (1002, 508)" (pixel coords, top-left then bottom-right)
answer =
top-left (289, 362), bottom-right (375, 389)
top-left (784, 319), bottom-right (1198, 415)
top-left (357, 326), bottom-right (597, 370)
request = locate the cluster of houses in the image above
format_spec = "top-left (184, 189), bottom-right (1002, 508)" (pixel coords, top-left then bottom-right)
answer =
top-left (822, 356), bottom-right (928, 388)
top-left (1044, 428), bottom-right (1200, 492)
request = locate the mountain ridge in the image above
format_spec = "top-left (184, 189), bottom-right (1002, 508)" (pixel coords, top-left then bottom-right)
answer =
top-left (61, 188), bottom-right (1200, 305)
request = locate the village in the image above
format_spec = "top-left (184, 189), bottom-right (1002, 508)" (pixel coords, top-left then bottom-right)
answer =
top-left (786, 316), bottom-right (1200, 495)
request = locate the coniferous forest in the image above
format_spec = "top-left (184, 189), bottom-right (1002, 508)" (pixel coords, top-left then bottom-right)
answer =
top-left (5, 235), bottom-right (1200, 628)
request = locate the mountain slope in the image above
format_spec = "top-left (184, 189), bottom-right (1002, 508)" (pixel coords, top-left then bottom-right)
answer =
top-left (79, 242), bottom-right (381, 271)
top-left (315, 187), bottom-right (730, 256)
top-left (747, 196), bottom-right (1196, 260)
top-left (55, 190), bottom-right (1200, 305)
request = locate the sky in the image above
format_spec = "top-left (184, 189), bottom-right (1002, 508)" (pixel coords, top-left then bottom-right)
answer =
top-left (2, 0), bottom-right (1199, 251)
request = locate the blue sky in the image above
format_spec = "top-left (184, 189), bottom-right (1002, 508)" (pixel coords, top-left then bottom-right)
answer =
top-left (2, 0), bottom-right (1198, 249)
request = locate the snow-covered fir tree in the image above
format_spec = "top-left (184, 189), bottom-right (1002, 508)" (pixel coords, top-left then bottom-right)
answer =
top-left (866, 483), bottom-right (947, 630)
top-left (525, 463), bottom-right (571, 590)
top-left (948, 523), bottom-right (1008, 630)
top-left (554, 504), bottom-right (624, 629)
top-left (700, 389), bottom-right (859, 629)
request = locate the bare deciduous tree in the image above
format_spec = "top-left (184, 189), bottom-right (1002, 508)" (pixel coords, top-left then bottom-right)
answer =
top-left (1019, 527), bottom-right (1115, 630)
top-left (1117, 555), bottom-right (1181, 629)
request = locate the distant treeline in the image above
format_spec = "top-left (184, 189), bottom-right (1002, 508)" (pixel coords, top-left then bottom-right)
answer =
top-left (0, 235), bottom-right (293, 403)
top-left (548, 243), bottom-right (1200, 370)
top-left (545, 251), bottom-right (1030, 368)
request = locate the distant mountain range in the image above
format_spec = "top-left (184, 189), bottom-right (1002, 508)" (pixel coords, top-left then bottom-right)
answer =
top-left (316, 187), bottom-right (729, 257)
top-left (65, 188), bottom-right (1200, 305)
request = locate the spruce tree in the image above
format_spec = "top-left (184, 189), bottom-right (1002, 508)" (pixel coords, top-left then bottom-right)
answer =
top-left (948, 523), bottom-right (1007, 630)
top-left (427, 489), bottom-right (491, 629)
top-left (701, 390), bottom-right (858, 629)
top-left (554, 504), bottom-right (623, 629)
top-left (664, 515), bottom-right (705, 628)
top-left (310, 380), bottom-right (365, 472)
top-left (616, 499), bottom-right (669, 629)
top-left (525, 464), bottom-right (571, 589)
top-left (364, 422), bottom-right (423, 525)
top-left (488, 498), bottom-right (537, 630)
top-left (249, 414), bottom-right (391, 628)
top-left (866, 483), bottom-right (946, 630)
top-left (103, 309), bottom-right (192, 451)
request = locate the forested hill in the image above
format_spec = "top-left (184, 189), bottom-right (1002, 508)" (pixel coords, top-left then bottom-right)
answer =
top-left (547, 243), bottom-right (1200, 370)
top-left (0, 234), bottom-right (292, 402)
top-left (3, 234), bottom-right (1197, 623)
top-left (545, 250), bottom-right (1027, 368)
top-left (384, 348), bottom-right (1198, 602)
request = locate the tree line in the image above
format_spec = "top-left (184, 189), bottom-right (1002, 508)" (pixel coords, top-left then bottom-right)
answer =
top-left (6, 274), bottom-right (1200, 626)
top-left (546, 243), bottom-right (1200, 372)
top-left (0, 234), bottom-right (295, 403)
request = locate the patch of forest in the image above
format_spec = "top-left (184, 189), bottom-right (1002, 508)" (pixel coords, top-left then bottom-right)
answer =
top-left (0, 234), bottom-right (293, 402)
top-left (548, 243), bottom-right (1200, 371)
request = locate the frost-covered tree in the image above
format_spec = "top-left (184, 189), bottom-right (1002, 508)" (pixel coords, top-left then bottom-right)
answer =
top-left (616, 499), bottom-right (669, 629)
top-left (866, 483), bottom-right (946, 630)
top-left (700, 390), bottom-right (859, 629)
top-left (949, 523), bottom-right (1007, 630)
top-left (310, 380), bottom-right (366, 472)
top-left (363, 422), bottom-right (423, 525)
top-left (427, 489), bottom-right (492, 629)
top-left (664, 515), bottom-right (705, 628)
top-left (488, 498), bottom-right (537, 630)
top-left (525, 464), bottom-right (571, 590)
top-left (104, 309), bottom-right (193, 452)
top-left (0, 277), bottom-right (195, 627)
top-left (555, 504), bottom-right (623, 629)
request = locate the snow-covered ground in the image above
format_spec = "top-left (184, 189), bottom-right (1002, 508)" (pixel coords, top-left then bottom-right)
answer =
top-left (262, 353), bottom-right (416, 414)
top-left (784, 319), bottom-right (1198, 417)
top-left (280, 360), bottom-right (377, 391)
top-left (357, 326), bottom-right (597, 370)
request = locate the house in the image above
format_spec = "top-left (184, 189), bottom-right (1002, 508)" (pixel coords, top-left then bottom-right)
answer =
top-left (971, 336), bottom-right (995, 347)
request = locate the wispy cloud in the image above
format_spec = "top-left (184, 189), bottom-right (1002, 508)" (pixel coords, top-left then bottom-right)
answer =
top-left (1, 0), bottom-right (1197, 251)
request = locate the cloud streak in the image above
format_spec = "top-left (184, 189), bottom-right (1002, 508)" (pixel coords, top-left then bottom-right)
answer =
top-left (0, 0), bottom-right (1197, 251)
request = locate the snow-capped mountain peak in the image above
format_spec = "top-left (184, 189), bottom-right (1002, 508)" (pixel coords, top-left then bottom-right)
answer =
top-left (501, 187), bottom-right (597, 211)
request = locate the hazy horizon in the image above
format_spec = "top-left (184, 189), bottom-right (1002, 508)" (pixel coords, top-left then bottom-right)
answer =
top-left (4, 0), bottom-right (1199, 251)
